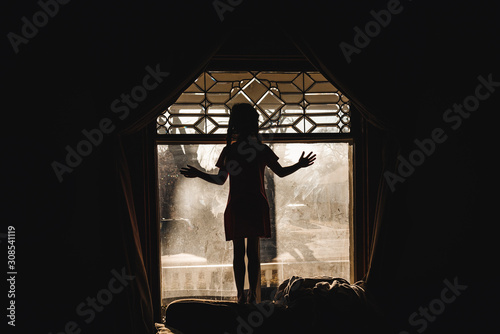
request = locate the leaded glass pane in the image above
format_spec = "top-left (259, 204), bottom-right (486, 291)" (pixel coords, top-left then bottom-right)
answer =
top-left (207, 93), bottom-right (229, 104)
top-left (281, 94), bottom-right (303, 104)
top-left (157, 126), bottom-right (167, 135)
top-left (276, 82), bottom-right (301, 93)
top-left (209, 82), bottom-right (233, 93)
top-left (170, 115), bottom-right (203, 127)
top-left (207, 104), bottom-right (230, 114)
top-left (256, 72), bottom-right (299, 81)
top-left (176, 93), bottom-right (205, 104)
top-left (307, 82), bottom-right (338, 93)
top-left (309, 115), bottom-right (340, 126)
top-left (279, 115), bottom-right (301, 125)
top-left (304, 93), bottom-right (340, 104)
top-left (210, 71), bottom-right (253, 81)
top-left (157, 115), bottom-right (167, 125)
top-left (185, 82), bottom-right (203, 93)
top-left (227, 90), bottom-right (253, 107)
top-left (306, 104), bottom-right (340, 114)
top-left (242, 78), bottom-right (268, 101)
top-left (168, 104), bottom-right (204, 114)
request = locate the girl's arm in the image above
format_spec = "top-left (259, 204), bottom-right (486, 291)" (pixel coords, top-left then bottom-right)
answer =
top-left (267, 151), bottom-right (316, 178)
top-left (180, 165), bottom-right (228, 185)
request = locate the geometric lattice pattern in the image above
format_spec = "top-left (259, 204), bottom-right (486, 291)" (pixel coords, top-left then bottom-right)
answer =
top-left (156, 71), bottom-right (351, 135)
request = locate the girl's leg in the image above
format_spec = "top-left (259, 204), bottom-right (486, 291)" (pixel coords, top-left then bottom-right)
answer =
top-left (232, 238), bottom-right (246, 304)
top-left (246, 237), bottom-right (260, 303)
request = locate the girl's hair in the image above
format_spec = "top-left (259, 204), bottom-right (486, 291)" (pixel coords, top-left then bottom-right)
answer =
top-left (226, 103), bottom-right (260, 146)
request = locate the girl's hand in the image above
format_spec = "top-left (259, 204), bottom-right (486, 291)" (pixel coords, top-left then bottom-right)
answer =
top-left (297, 151), bottom-right (316, 168)
top-left (180, 165), bottom-right (202, 178)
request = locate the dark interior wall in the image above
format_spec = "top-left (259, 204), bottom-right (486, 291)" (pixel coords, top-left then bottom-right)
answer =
top-left (3, 0), bottom-right (497, 333)
top-left (358, 3), bottom-right (496, 329)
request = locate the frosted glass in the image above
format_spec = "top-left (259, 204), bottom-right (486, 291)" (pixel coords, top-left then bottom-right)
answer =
top-left (158, 142), bottom-right (352, 306)
top-left (270, 143), bottom-right (351, 272)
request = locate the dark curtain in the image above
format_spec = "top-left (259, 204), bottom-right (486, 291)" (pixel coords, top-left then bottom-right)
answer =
top-left (271, 1), bottom-right (421, 288)
top-left (110, 4), bottom-right (233, 331)
top-left (284, 28), bottom-right (405, 285)
top-left (5, 0), bottom-right (496, 333)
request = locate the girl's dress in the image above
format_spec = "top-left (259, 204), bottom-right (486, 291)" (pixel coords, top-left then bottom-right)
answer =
top-left (216, 138), bottom-right (278, 241)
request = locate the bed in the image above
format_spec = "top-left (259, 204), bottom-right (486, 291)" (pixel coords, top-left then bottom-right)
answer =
top-left (161, 276), bottom-right (386, 333)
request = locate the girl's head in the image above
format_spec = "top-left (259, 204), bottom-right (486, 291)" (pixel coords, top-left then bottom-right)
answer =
top-left (227, 103), bottom-right (259, 144)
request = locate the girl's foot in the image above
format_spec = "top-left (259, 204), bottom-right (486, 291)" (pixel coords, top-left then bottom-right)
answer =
top-left (237, 292), bottom-right (245, 304)
top-left (247, 291), bottom-right (256, 304)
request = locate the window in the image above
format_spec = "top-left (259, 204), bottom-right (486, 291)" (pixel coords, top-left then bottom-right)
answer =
top-left (156, 71), bottom-right (351, 135)
top-left (156, 71), bottom-right (354, 307)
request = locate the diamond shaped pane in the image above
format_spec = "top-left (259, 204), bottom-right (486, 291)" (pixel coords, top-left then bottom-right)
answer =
top-left (194, 117), bottom-right (216, 134)
top-left (195, 117), bottom-right (207, 134)
top-left (304, 116), bottom-right (316, 133)
top-left (292, 73), bottom-right (304, 90)
top-left (257, 91), bottom-right (285, 117)
top-left (226, 91), bottom-right (253, 108)
top-left (292, 116), bottom-right (305, 133)
top-left (303, 73), bottom-right (314, 91)
top-left (293, 73), bottom-right (314, 91)
top-left (242, 78), bottom-right (268, 102)
top-left (206, 117), bottom-right (217, 133)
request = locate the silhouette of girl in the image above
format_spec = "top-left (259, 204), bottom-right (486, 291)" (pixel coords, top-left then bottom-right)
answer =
top-left (180, 103), bottom-right (316, 304)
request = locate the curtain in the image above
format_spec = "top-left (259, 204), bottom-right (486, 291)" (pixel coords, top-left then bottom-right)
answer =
top-left (111, 3), bottom-right (233, 326)
top-left (286, 32), bottom-right (402, 283)
top-left (279, 2), bottom-right (420, 287)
